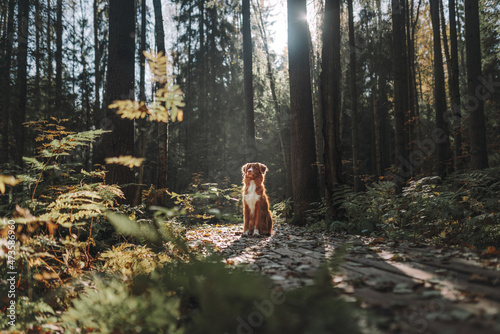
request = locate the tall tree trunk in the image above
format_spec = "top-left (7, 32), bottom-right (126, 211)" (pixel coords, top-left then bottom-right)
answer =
top-left (197, 0), bottom-right (208, 175)
top-left (47, 0), bottom-right (53, 105)
top-left (391, 0), bottom-right (409, 184)
top-left (348, 0), bottom-right (360, 191)
top-left (80, 0), bottom-right (91, 170)
top-left (134, 0), bottom-right (148, 205)
top-left (378, 73), bottom-right (391, 173)
top-left (372, 77), bottom-right (381, 176)
top-left (253, 0), bottom-right (292, 198)
top-left (12, 0), bottom-right (29, 166)
top-left (153, 0), bottom-right (169, 190)
top-left (0, 0), bottom-right (15, 162)
top-left (242, 0), bottom-right (256, 159)
top-left (184, 4), bottom-right (193, 174)
top-left (103, 0), bottom-right (136, 202)
top-left (464, 0), bottom-right (488, 169)
top-left (288, 0), bottom-right (320, 221)
top-left (93, 0), bottom-right (102, 123)
top-left (34, 0), bottom-right (41, 117)
top-left (139, 0), bottom-right (147, 103)
top-left (55, 0), bottom-right (63, 114)
top-left (321, 0), bottom-right (343, 220)
top-left (448, 0), bottom-right (463, 170)
top-left (430, 0), bottom-right (452, 177)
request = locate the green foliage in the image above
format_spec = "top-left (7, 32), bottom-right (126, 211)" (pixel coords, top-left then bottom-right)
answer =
top-left (99, 243), bottom-right (171, 276)
top-left (0, 296), bottom-right (56, 331)
top-left (62, 277), bottom-right (182, 334)
top-left (338, 168), bottom-right (500, 248)
top-left (144, 181), bottom-right (242, 225)
top-left (272, 197), bottom-right (293, 220)
top-left (0, 123), bottom-right (125, 330)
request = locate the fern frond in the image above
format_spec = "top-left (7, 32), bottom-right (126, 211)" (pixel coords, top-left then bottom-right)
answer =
top-left (105, 156), bottom-right (144, 168)
top-left (0, 175), bottom-right (21, 194)
top-left (23, 157), bottom-right (46, 170)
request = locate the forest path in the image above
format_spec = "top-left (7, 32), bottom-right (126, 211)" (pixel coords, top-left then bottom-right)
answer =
top-left (186, 223), bottom-right (500, 334)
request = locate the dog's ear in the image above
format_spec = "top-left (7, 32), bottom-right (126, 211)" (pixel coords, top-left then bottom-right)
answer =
top-left (241, 163), bottom-right (249, 175)
top-left (259, 163), bottom-right (268, 175)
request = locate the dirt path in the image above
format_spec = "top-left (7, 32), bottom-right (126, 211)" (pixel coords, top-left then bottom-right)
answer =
top-left (186, 222), bottom-right (500, 334)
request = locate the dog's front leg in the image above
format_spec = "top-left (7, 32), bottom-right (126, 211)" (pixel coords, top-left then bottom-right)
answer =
top-left (243, 204), bottom-right (250, 236)
top-left (252, 205), bottom-right (260, 236)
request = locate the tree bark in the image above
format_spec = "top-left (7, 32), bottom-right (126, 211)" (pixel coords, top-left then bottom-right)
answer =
top-left (391, 0), bottom-right (409, 183)
top-left (0, 0), bottom-right (15, 162)
top-left (288, 0), bottom-right (320, 221)
top-left (348, 0), bottom-right (360, 191)
top-left (153, 0), bottom-right (169, 190)
top-left (321, 0), bottom-right (343, 220)
top-left (242, 0), bottom-right (256, 159)
top-left (430, 0), bottom-right (452, 177)
top-left (93, 0), bottom-right (102, 123)
top-left (448, 0), bottom-right (463, 170)
top-left (464, 0), bottom-right (488, 169)
top-left (12, 0), bottom-right (29, 166)
top-left (103, 0), bottom-right (136, 201)
top-left (34, 0), bottom-right (41, 117)
top-left (55, 0), bottom-right (63, 114)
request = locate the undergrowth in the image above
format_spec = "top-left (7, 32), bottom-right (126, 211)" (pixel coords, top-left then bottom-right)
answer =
top-left (312, 168), bottom-right (500, 249)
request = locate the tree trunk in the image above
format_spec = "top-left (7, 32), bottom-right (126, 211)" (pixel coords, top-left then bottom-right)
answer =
top-left (464, 0), bottom-right (488, 169)
top-left (47, 0), bottom-right (53, 104)
top-left (430, 0), bottom-right (452, 177)
top-left (93, 0), bottom-right (102, 123)
top-left (348, 0), bottom-right (360, 191)
top-left (139, 0), bottom-right (147, 103)
top-left (34, 0), bottom-right (41, 117)
top-left (391, 0), bottom-right (409, 183)
top-left (0, 0), bottom-right (15, 162)
top-left (242, 0), bottom-right (256, 159)
top-left (134, 0), bottom-right (148, 205)
top-left (448, 0), bottom-right (463, 170)
top-left (288, 0), bottom-right (320, 221)
top-left (153, 0), bottom-right (169, 190)
top-left (103, 0), bottom-right (136, 202)
top-left (321, 0), bottom-right (343, 220)
top-left (55, 0), bottom-right (63, 114)
top-left (12, 0), bottom-right (29, 166)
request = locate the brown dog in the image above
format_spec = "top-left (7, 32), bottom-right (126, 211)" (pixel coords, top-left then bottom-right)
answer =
top-left (241, 162), bottom-right (273, 236)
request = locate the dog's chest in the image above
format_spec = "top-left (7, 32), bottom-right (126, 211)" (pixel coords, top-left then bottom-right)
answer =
top-left (244, 180), bottom-right (261, 215)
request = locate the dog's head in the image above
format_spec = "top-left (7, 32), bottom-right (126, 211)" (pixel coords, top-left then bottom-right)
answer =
top-left (242, 162), bottom-right (268, 180)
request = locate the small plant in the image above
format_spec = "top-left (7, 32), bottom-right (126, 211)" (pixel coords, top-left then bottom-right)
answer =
top-left (62, 277), bottom-right (182, 334)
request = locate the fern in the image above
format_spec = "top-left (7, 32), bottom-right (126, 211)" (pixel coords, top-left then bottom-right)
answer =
top-left (0, 175), bottom-right (21, 194)
top-left (105, 155), bottom-right (145, 168)
top-left (62, 277), bottom-right (182, 333)
top-left (38, 184), bottom-right (122, 228)
top-left (109, 51), bottom-right (185, 123)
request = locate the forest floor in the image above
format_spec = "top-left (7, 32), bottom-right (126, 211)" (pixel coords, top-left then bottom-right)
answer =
top-left (186, 221), bottom-right (500, 334)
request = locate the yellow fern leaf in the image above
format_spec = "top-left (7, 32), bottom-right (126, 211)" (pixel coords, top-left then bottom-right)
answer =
top-left (0, 175), bottom-right (21, 194)
top-left (105, 156), bottom-right (145, 168)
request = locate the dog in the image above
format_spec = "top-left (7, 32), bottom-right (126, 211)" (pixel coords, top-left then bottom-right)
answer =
top-left (241, 162), bottom-right (273, 236)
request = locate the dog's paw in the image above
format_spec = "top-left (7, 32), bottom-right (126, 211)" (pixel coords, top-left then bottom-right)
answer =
top-left (242, 230), bottom-right (249, 237)
top-left (253, 230), bottom-right (260, 237)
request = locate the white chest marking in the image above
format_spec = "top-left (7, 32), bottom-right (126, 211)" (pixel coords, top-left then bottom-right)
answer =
top-left (244, 181), bottom-right (260, 215)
